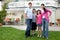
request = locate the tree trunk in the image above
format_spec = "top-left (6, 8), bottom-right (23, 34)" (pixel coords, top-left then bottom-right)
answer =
top-left (0, 23), bottom-right (2, 26)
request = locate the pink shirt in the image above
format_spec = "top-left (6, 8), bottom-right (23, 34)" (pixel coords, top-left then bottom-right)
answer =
top-left (36, 14), bottom-right (42, 24)
top-left (41, 8), bottom-right (52, 21)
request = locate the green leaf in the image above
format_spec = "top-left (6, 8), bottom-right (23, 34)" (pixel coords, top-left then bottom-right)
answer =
top-left (0, 3), bottom-right (7, 23)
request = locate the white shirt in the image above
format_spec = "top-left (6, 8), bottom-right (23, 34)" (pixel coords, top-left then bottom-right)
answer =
top-left (41, 9), bottom-right (45, 18)
top-left (25, 8), bottom-right (33, 19)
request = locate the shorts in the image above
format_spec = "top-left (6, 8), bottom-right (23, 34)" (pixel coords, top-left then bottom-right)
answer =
top-left (31, 22), bottom-right (37, 30)
top-left (37, 23), bottom-right (42, 27)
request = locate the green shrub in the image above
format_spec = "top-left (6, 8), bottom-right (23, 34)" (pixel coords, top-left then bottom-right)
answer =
top-left (0, 3), bottom-right (7, 23)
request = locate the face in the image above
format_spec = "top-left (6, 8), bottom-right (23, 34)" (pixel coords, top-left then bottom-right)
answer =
top-left (41, 5), bottom-right (45, 9)
top-left (38, 11), bottom-right (40, 14)
top-left (28, 4), bottom-right (32, 8)
top-left (32, 10), bottom-right (36, 13)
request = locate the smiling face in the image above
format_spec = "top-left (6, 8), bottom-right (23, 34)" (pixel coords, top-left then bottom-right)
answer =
top-left (28, 2), bottom-right (32, 8)
top-left (41, 4), bottom-right (45, 9)
top-left (37, 10), bottom-right (41, 15)
top-left (32, 9), bottom-right (36, 13)
top-left (38, 11), bottom-right (40, 14)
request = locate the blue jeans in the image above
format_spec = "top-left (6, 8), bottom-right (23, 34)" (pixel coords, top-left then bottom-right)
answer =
top-left (25, 19), bottom-right (32, 37)
top-left (42, 18), bottom-right (49, 38)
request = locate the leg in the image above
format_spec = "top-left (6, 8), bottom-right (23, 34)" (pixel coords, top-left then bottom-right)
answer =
top-left (31, 22), bottom-right (34, 35)
top-left (38, 27), bottom-right (42, 36)
top-left (42, 19), bottom-right (45, 37)
top-left (30, 19), bottom-right (32, 30)
top-left (37, 24), bottom-right (42, 37)
top-left (32, 30), bottom-right (35, 35)
top-left (45, 20), bottom-right (49, 39)
top-left (32, 22), bottom-right (36, 35)
top-left (25, 19), bottom-right (31, 37)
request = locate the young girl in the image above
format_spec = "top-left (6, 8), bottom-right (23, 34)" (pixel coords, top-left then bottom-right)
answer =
top-left (31, 9), bottom-right (37, 36)
top-left (36, 10), bottom-right (42, 37)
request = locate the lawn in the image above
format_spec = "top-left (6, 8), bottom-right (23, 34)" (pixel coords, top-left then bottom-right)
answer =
top-left (0, 27), bottom-right (60, 40)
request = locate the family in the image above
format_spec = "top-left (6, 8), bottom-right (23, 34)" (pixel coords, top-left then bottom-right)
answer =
top-left (24, 2), bottom-right (52, 39)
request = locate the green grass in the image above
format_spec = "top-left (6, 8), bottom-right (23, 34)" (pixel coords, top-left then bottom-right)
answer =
top-left (0, 27), bottom-right (60, 40)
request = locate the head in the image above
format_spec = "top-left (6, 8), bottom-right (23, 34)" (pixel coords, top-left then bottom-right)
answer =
top-left (41, 4), bottom-right (47, 12)
top-left (41, 4), bottom-right (45, 9)
top-left (28, 2), bottom-right (32, 8)
top-left (37, 10), bottom-right (41, 15)
top-left (32, 9), bottom-right (36, 13)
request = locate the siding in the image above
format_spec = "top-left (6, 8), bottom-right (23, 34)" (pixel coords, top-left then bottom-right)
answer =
top-left (56, 8), bottom-right (60, 19)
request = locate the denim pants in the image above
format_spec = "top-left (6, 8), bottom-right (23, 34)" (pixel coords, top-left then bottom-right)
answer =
top-left (25, 19), bottom-right (32, 37)
top-left (42, 18), bottom-right (49, 38)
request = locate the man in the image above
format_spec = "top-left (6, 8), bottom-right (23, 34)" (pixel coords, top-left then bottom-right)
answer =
top-left (24, 2), bottom-right (33, 38)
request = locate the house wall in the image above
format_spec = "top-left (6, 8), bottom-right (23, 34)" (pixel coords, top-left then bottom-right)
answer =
top-left (56, 8), bottom-right (60, 19)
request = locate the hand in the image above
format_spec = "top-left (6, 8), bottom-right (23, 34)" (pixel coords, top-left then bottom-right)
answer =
top-left (48, 12), bottom-right (51, 17)
top-left (25, 15), bottom-right (28, 19)
top-left (24, 14), bottom-right (28, 19)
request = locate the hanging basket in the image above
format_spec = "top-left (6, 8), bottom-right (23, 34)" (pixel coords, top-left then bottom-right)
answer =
top-left (57, 19), bottom-right (60, 26)
top-left (50, 22), bottom-right (54, 26)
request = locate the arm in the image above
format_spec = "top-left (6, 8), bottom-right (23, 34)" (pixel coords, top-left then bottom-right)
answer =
top-left (24, 8), bottom-right (28, 19)
top-left (36, 15), bottom-right (37, 24)
top-left (47, 9), bottom-right (52, 16)
top-left (24, 13), bottom-right (27, 18)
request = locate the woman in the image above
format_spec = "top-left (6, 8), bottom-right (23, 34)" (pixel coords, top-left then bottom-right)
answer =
top-left (41, 4), bottom-right (52, 39)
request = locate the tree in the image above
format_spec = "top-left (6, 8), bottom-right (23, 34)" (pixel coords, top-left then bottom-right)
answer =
top-left (0, 3), bottom-right (7, 24)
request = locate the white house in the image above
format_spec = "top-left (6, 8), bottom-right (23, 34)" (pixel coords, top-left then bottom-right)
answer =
top-left (6, 0), bottom-right (60, 24)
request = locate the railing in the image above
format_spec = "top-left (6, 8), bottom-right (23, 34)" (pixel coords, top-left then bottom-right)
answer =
top-left (8, 1), bottom-right (58, 8)
top-left (14, 0), bottom-right (57, 1)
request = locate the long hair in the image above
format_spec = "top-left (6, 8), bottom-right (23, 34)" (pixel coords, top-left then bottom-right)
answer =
top-left (41, 4), bottom-right (47, 12)
top-left (43, 8), bottom-right (47, 12)
top-left (37, 10), bottom-right (41, 15)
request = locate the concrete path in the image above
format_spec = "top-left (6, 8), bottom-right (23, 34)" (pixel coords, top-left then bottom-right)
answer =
top-left (2, 25), bottom-right (60, 31)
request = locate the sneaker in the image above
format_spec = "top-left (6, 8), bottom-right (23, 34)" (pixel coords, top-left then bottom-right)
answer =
top-left (46, 37), bottom-right (48, 39)
top-left (40, 35), bottom-right (42, 37)
top-left (25, 36), bottom-right (28, 38)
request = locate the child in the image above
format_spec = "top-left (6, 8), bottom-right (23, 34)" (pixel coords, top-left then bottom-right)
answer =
top-left (36, 10), bottom-right (42, 37)
top-left (31, 9), bottom-right (37, 36)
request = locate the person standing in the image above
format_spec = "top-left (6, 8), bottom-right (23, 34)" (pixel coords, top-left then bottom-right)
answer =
top-left (36, 10), bottom-right (42, 37)
top-left (24, 2), bottom-right (33, 38)
top-left (31, 9), bottom-right (37, 36)
top-left (41, 4), bottom-right (52, 39)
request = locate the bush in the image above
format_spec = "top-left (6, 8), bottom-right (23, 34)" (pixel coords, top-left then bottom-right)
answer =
top-left (0, 3), bottom-right (7, 23)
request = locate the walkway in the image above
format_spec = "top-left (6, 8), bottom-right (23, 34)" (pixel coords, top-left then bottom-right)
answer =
top-left (2, 25), bottom-right (60, 31)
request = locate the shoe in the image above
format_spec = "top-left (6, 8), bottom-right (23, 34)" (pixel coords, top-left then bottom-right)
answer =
top-left (40, 35), bottom-right (42, 38)
top-left (37, 35), bottom-right (40, 37)
top-left (46, 37), bottom-right (48, 39)
top-left (25, 36), bottom-right (28, 38)
top-left (25, 35), bottom-right (30, 38)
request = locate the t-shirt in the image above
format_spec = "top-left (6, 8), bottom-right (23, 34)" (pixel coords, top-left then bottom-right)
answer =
top-left (25, 8), bottom-right (33, 19)
top-left (41, 9), bottom-right (45, 18)
top-left (36, 14), bottom-right (42, 24)
top-left (32, 13), bottom-right (36, 22)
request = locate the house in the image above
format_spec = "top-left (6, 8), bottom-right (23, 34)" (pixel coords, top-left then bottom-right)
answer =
top-left (5, 0), bottom-right (60, 25)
